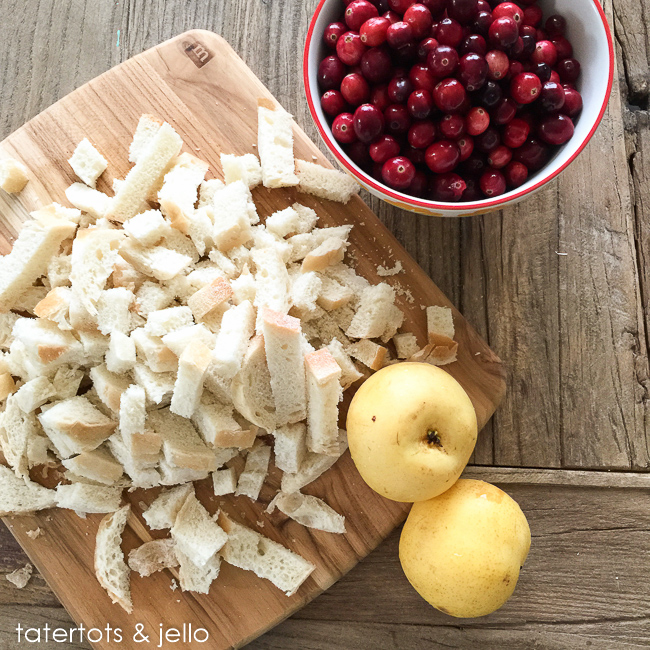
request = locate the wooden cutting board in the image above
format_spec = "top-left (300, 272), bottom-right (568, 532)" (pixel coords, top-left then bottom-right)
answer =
top-left (0, 31), bottom-right (505, 650)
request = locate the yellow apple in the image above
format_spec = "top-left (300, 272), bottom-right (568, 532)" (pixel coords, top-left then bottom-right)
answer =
top-left (346, 362), bottom-right (477, 502)
top-left (399, 479), bottom-right (531, 618)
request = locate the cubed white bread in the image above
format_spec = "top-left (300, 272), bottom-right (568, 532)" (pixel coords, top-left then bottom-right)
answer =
top-left (171, 491), bottom-right (227, 567)
top-left (47, 254), bottom-right (72, 289)
top-left (251, 226), bottom-right (292, 260)
top-left (261, 309), bottom-right (307, 425)
top-left (257, 104), bottom-right (299, 189)
top-left (119, 384), bottom-right (145, 439)
top-left (106, 332), bottom-right (136, 374)
top-left (134, 281), bottom-right (174, 318)
top-left (287, 227), bottom-right (351, 264)
top-left (170, 340), bottom-right (212, 418)
top-left (107, 434), bottom-right (161, 488)
top-left (317, 275), bottom-right (354, 311)
top-left (33, 286), bottom-right (73, 330)
top-left (38, 396), bottom-right (116, 459)
top-left (131, 328), bottom-right (177, 373)
top-left (96, 287), bottom-right (135, 336)
top-left (214, 447), bottom-right (240, 468)
top-left (323, 262), bottom-right (369, 299)
top-left (1, 395), bottom-right (40, 477)
top-left (70, 227), bottom-right (125, 316)
top-left (280, 430), bottom-right (348, 493)
top-left (132, 363), bottom-right (176, 406)
top-left (252, 247), bottom-right (291, 321)
top-left (269, 491), bottom-right (345, 533)
top-left (289, 270), bottom-right (322, 321)
top-left (0, 313), bottom-right (20, 348)
top-left (129, 114), bottom-right (163, 163)
top-left (65, 183), bottom-right (111, 220)
top-left (16, 285), bottom-right (49, 315)
top-left (159, 460), bottom-right (208, 485)
top-left (218, 512), bottom-right (314, 596)
top-left (123, 209), bottom-right (170, 247)
top-left (272, 422), bottom-right (307, 474)
top-left (221, 153), bottom-right (262, 189)
top-left (0, 373), bottom-right (16, 401)
top-left (346, 283), bottom-right (396, 339)
top-left (208, 300), bottom-right (255, 383)
top-left (128, 538), bottom-right (178, 577)
top-left (161, 325), bottom-right (214, 359)
top-left (187, 277), bottom-right (233, 321)
top-left (305, 349), bottom-right (342, 456)
top-left (145, 306), bottom-right (194, 337)
top-left (191, 398), bottom-right (257, 449)
top-left (393, 332), bottom-right (420, 359)
top-left (108, 122), bottom-right (183, 222)
top-left (51, 365), bottom-right (84, 400)
top-left (326, 338), bottom-right (363, 389)
top-left (57, 482), bottom-right (122, 513)
top-left (14, 376), bottom-right (56, 413)
top-left (148, 408), bottom-right (216, 472)
top-left (77, 331), bottom-right (109, 365)
top-left (119, 239), bottom-right (195, 282)
top-left (94, 506), bottom-right (132, 613)
top-left (197, 178), bottom-right (225, 209)
top-left (211, 180), bottom-right (253, 252)
top-left (265, 207), bottom-right (300, 239)
top-left (295, 159), bottom-right (359, 203)
top-left (212, 466), bottom-right (237, 496)
top-left (142, 484), bottom-right (192, 530)
top-left (0, 208), bottom-right (77, 311)
top-left (177, 549), bottom-right (221, 594)
top-left (186, 206), bottom-right (214, 256)
top-left (234, 439), bottom-right (271, 500)
top-left (348, 339), bottom-right (387, 370)
top-left (67, 292), bottom-right (97, 332)
top-left (62, 447), bottom-right (124, 485)
top-left (409, 338), bottom-right (458, 366)
top-left (426, 305), bottom-right (455, 340)
top-left (111, 258), bottom-right (146, 292)
top-left (0, 464), bottom-right (56, 516)
top-left (380, 304), bottom-right (405, 343)
top-left (89, 364), bottom-right (130, 413)
top-left (0, 158), bottom-right (29, 193)
top-left (230, 267), bottom-right (257, 305)
top-left (227, 245), bottom-right (253, 272)
top-left (68, 139), bottom-right (108, 188)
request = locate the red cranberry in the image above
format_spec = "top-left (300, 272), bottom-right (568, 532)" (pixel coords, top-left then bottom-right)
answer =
top-left (466, 106), bottom-right (490, 135)
top-left (434, 18), bottom-right (464, 47)
top-left (354, 103), bottom-right (385, 142)
top-left (563, 87), bottom-right (583, 117)
top-left (538, 114), bottom-right (574, 145)
top-left (418, 36), bottom-right (440, 59)
top-left (492, 2), bottom-right (523, 24)
top-left (421, 0), bottom-right (446, 15)
top-left (492, 97), bottom-right (517, 125)
top-left (460, 34), bottom-right (487, 56)
top-left (408, 170), bottom-right (429, 196)
top-left (549, 70), bottom-right (561, 84)
top-left (478, 80), bottom-right (503, 108)
top-left (502, 117), bottom-right (530, 148)
top-left (346, 0), bottom-right (379, 31)
top-left (360, 47), bottom-right (393, 83)
top-left (480, 168), bottom-right (506, 196)
top-left (337, 32), bottom-right (367, 66)
top-left (531, 40), bottom-right (558, 66)
top-left (458, 53), bottom-right (488, 91)
top-left (431, 173), bottom-right (467, 201)
top-left (408, 120), bottom-right (438, 148)
top-left (520, 24), bottom-right (537, 38)
top-left (489, 16), bottom-right (519, 49)
top-left (545, 14), bottom-right (566, 38)
top-left (369, 134), bottom-right (401, 162)
top-left (473, 11), bottom-right (493, 36)
top-left (387, 0), bottom-right (416, 13)
top-left (318, 55), bottom-right (346, 90)
top-left (404, 4), bottom-right (434, 38)
top-left (409, 63), bottom-right (436, 92)
top-left (557, 58), bottom-right (581, 83)
top-left (447, 0), bottom-right (479, 24)
top-left (487, 144), bottom-right (512, 168)
top-left (324, 22), bottom-right (347, 49)
top-left (382, 156), bottom-right (416, 189)
top-left (476, 125), bottom-right (500, 152)
top-left (341, 73), bottom-right (371, 105)
top-left (321, 90), bottom-right (347, 116)
top-left (510, 72), bottom-right (541, 104)
top-left (347, 141), bottom-right (372, 167)
top-left (461, 177), bottom-right (483, 200)
top-left (384, 103), bottom-right (412, 133)
top-left (440, 113), bottom-right (466, 138)
top-left (403, 144), bottom-right (427, 164)
top-left (433, 78), bottom-right (467, 112)
top-left (458, 135), bottom-right (475, 160)
top-left (388, 76), bottom-right (414, 102)
top-left (508, 37), bottom-right (524, 59)
top-left (383, 9), bottom-right (401, 23)
top-left (476, 0), bottom-right (490, 11)
top-left (552, 37), bottom-right (573, 60)
top-left (407, 89), bottom-right (434, 118)
top-left (425, 140), bottom-right (461, 172)
top-left (462, 152), bottom-right (487, 175)
top-left (535, 28), bottom-right (547, 41)
top-left (371, 84), bottom-right (391, 111)
top-left (508, 60), bottom-right (525, 79)
top-left (513, 137), bottom-right (549, 171)
top-left (387, 21), bottom-right (415, 48)
top-left (428, 45), bottom-right (459, 77)
top-left (486, 50), bottom-right (509, 80)
top-left (522, 5), bottom-right (542, 27)
top-left (534, 62), bottom-right (552, 83)
top-left (333, 113), bottom-right (357, 143)
top-left (393, 42), bottom-right (419, 63)
top-left (539, 80), bottom-right (565, 112)
top-left (360, 16), bottom-right (391, 46)
top-left (504, 160), bottom-right (528, 187)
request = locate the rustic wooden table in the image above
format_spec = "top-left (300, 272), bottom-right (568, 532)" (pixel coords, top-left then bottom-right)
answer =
top-left (0, 0), bottom-right (648, 648)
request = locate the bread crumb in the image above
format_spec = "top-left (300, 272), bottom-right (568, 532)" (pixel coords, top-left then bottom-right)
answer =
top-left (394, 283), bottom-right (415, 304)
top-left (138, 501), bottom-right (147, 511)
top-left (257, 520), bottom-right (265, 528)
top-left (26, 528), bottom-right (43, 540)
top-left (6, 563), bottom-right (33, 588)
top-left (377, 261), bottom-right (403, 277)
top-left (171, 578), bottom-right (178, 591)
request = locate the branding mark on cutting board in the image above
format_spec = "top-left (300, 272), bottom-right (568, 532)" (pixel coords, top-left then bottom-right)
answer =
top-left (182, 40), bottom-right (213, 68)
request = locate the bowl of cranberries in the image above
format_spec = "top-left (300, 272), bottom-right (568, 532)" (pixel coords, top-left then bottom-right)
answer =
top-left (304, 0), bottom-right (613, 215)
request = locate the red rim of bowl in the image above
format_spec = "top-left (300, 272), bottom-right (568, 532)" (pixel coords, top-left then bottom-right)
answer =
top-left (303, 0), bottom-right (615, 213)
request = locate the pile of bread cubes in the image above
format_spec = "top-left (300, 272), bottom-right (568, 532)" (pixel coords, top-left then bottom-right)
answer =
top-left (0, 102), bottom-right (458, 612)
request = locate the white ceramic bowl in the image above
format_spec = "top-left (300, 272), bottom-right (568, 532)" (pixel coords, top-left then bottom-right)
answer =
top-left (304, 0), bottom-right (614, 217)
